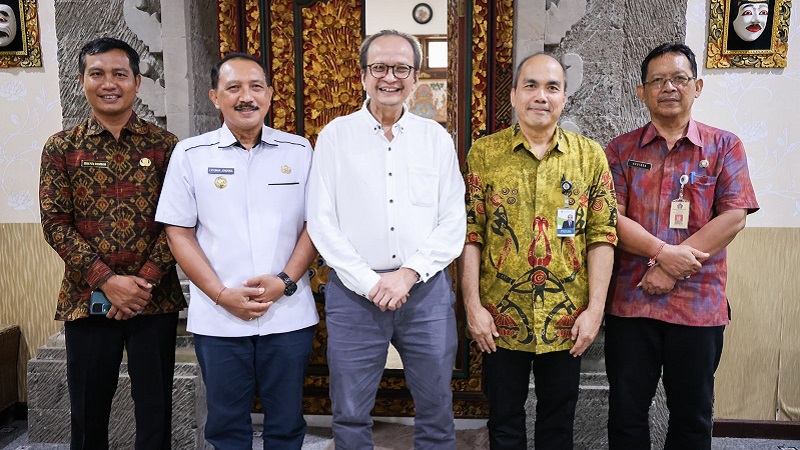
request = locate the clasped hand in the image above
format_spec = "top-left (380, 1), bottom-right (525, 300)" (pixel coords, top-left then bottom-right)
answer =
top-left (368, 268), bottom-right (418, 311)
top-left (639, 244), bottom-right (709, 295)
top-left (216, 274), bottom-right (286, 321)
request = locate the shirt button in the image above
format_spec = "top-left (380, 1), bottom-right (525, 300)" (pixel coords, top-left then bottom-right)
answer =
top-left (390, 227), bottom-right (395, 231)
top-left (388, 172), bottom-right (392, 176)
top-left (388, 147), bottom-right (392, 151)
top-left (392, 255), bottom-right (397, 259)
top-left (389, 199), bottom-right (394, 203)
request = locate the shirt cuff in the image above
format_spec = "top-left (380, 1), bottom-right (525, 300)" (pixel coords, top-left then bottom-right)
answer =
top-left (138, 261), bottom-right (164, 286)
top-left (86, 260), bottom-right (113, 290)
top-left (356, 270), bottom-right (382, 298)
top-left (402, 255), bottom-right (433, 283)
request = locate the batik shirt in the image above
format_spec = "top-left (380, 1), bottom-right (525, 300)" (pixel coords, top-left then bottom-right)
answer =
top-left (605, 120), bottom-right (759, 326)
top-left (466, 125), bottom-right (618, 354)
top-left (40, 114), bottom-right (186, 321)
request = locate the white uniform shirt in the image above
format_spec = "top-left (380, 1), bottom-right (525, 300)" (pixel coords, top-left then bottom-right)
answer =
top-left (307, 103), bottom-right (466, 297)
top-left (156, 124), bottom-right (319, 337)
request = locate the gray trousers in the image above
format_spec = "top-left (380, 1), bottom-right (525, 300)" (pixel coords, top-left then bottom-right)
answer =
top-left (325, 269), bottom-right (458, 450)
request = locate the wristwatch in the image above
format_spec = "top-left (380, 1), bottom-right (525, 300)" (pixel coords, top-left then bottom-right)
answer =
top-left (277, 272), bottom-right (297, 296)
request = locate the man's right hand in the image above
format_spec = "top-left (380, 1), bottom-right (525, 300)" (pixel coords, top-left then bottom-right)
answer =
top-left (656, 244), bottom-right (709, 279)
top-left (216, 286), bottom-right (272, 321)
top-left (100, 275), bottom-right (151, 320)
top-left (467, 305), bottom-right (499, 353)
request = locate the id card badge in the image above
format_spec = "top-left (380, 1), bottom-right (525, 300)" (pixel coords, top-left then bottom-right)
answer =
top-left (557, 208), bottom-right (577, 237)
top-left (670, 174), bottom-right (691, 229)
top-left (669, 200), bottom-right (689, 229)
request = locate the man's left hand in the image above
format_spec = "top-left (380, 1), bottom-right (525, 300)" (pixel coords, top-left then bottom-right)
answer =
top-left (639, 264), bottom-right (677, 295)
top-left (243, 274), bottom-right (286, 303)
top-left (569, 306), bottom-right (603, 357)
top-left (368, 268), bottom-right (418, 311)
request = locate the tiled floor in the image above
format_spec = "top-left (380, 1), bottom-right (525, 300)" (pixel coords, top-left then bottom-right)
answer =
top-left (2, 420), bottom-right (799, 449)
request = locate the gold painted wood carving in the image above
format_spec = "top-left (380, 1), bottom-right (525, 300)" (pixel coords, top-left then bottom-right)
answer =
top-left (471, 0), bottom-right (489, 141)
top-left (244, 0), bottom-right (261, 58)
top-left (0, 0), bottom-right (42, 68)
top-left (707, 0), bottom-right (792, 68)
top-left (268, 1), bottom-right (297, 133)
top-left (217, 0), bottom-right (238, 56)
top-left (299, 1), bottom-right (363, 140)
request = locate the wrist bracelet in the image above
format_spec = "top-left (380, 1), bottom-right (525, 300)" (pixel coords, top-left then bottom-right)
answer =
top-left (214, 287), bottom-right (227, 305)
top-left (647, 242), bottom-right (666, 267)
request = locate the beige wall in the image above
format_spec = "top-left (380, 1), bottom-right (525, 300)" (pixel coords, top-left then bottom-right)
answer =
top-left (0, 0), bottom-right (62, 402)
top-left (0, 224), bottom-right (62, 401)
top-left (683, 0), bottom-right (800, 420)
top-left (718, 228), bottom-right (800, 420)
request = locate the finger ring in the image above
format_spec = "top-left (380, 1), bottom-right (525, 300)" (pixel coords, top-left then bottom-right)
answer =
top-left (249, 317), bottom-right (253, 321)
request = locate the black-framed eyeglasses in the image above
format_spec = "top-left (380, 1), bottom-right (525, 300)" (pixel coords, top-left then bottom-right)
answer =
top-left (364, 63), bottom-right (415, 79)
top-left (643, 75), bottom-right (695, 89)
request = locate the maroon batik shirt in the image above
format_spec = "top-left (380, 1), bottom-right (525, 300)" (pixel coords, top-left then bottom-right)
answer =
top-left (40, 113), bottom-right (186, 321)
top-left (605, 120), bottom-right (759, 326)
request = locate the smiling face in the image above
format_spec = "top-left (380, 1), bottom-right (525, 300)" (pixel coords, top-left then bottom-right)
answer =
top-left (361, 34), bottom-right (418, 116)
top-left (510, 54), bottom-right (567, 136)
top-left (80, 48), bottom-right (141, 124)
top-left (733, 2), bottom-right (769, 42)
top-left (0, 4), bottom-right (18, 47)
top-left (637, 52), bottom-right (703, 126)
top-left (209, 57), bottom-right (273, 139)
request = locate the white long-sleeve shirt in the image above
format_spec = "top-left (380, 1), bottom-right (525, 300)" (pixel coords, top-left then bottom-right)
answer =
top-left (307, 103), bottom-right (466, 297)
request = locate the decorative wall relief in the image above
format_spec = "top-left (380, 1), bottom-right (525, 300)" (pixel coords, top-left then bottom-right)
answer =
top-left (0, 0), bottom-right (42, 68)
top-left (707, 0), bottom-right (792, 68)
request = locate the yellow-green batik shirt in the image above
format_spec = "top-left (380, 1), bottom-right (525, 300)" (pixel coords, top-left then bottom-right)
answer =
top-left (465, 125), bottom-right (617, 354)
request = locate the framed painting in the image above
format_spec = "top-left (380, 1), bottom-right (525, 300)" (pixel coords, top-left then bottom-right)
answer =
top-left (707, 0), bottom-right (792, 68)
top-left (0, 0), bottom-right (42, 68)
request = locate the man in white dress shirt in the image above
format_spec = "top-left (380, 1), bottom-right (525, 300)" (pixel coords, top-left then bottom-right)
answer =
top-left (156, 52), bottom-right (318, 449)
top-left (307, 30), bottom-right (466, 450)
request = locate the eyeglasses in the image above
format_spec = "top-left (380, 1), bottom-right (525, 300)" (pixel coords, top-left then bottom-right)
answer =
top-left (364, 63), bottom-right (414, 79)
top-left (643, 75), bottom-right (695, 89)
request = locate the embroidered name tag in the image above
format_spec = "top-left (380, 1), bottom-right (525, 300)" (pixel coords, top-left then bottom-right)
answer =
top-left (627, 159), bottom-right (652, 170)
top-left (208, 167), bottom-right (234, 175)
top-left (81, 160), bottom-right (108, 168)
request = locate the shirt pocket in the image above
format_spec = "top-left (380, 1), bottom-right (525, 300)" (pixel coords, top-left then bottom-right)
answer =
top-left (686, 174), bottom-right (717, 228)
top-left (408, 166), bottom-right (438, 207)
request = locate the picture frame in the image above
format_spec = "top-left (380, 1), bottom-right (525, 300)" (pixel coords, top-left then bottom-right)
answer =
top-left (706, 0), bottom-right (792, 68)
top-left (0, 0), bottom-right (42, 68)
top-left (412, 3), bottom-right (433, 25)
top-left (407, 78), bottom-right (447, 126)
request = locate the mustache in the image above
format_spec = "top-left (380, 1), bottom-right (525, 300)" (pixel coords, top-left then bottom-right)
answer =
top-left (234, 103), bottom-right (259, 111)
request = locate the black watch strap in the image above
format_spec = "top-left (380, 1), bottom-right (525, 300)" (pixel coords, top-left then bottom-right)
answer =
top-left (277, 271), bottom-right (297, 296)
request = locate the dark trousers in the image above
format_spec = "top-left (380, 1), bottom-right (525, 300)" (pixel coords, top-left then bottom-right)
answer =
top-left (483, 347), bottom-right (582, 450)
top-left (64, 312), bottom-right (179, 450)
top-left (605, 315), bottom-right (725, 450)
top-left (194, 326), bottom-right (315, 450)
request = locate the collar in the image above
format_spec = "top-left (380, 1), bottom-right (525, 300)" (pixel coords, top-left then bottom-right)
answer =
top-left (86, 112), bottom-right (145, 137)
top-left (641, 118), bottom-right (703, 148)
top-left (512, 123), bottom-right (566, 156)
top-left (218, 123), bottom-right (278, 149)
top-left (360, 100), bottom-right (409, 136)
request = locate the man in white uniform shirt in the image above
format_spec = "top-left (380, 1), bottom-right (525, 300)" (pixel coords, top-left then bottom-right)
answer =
top-left (307, 30), bottom-right (466, 450)
top-left (156, 53), bottom-right (318, 449)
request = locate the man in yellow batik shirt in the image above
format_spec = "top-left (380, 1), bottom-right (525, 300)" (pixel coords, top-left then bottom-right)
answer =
top-left (460, 52), bottom-right (617, 450)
